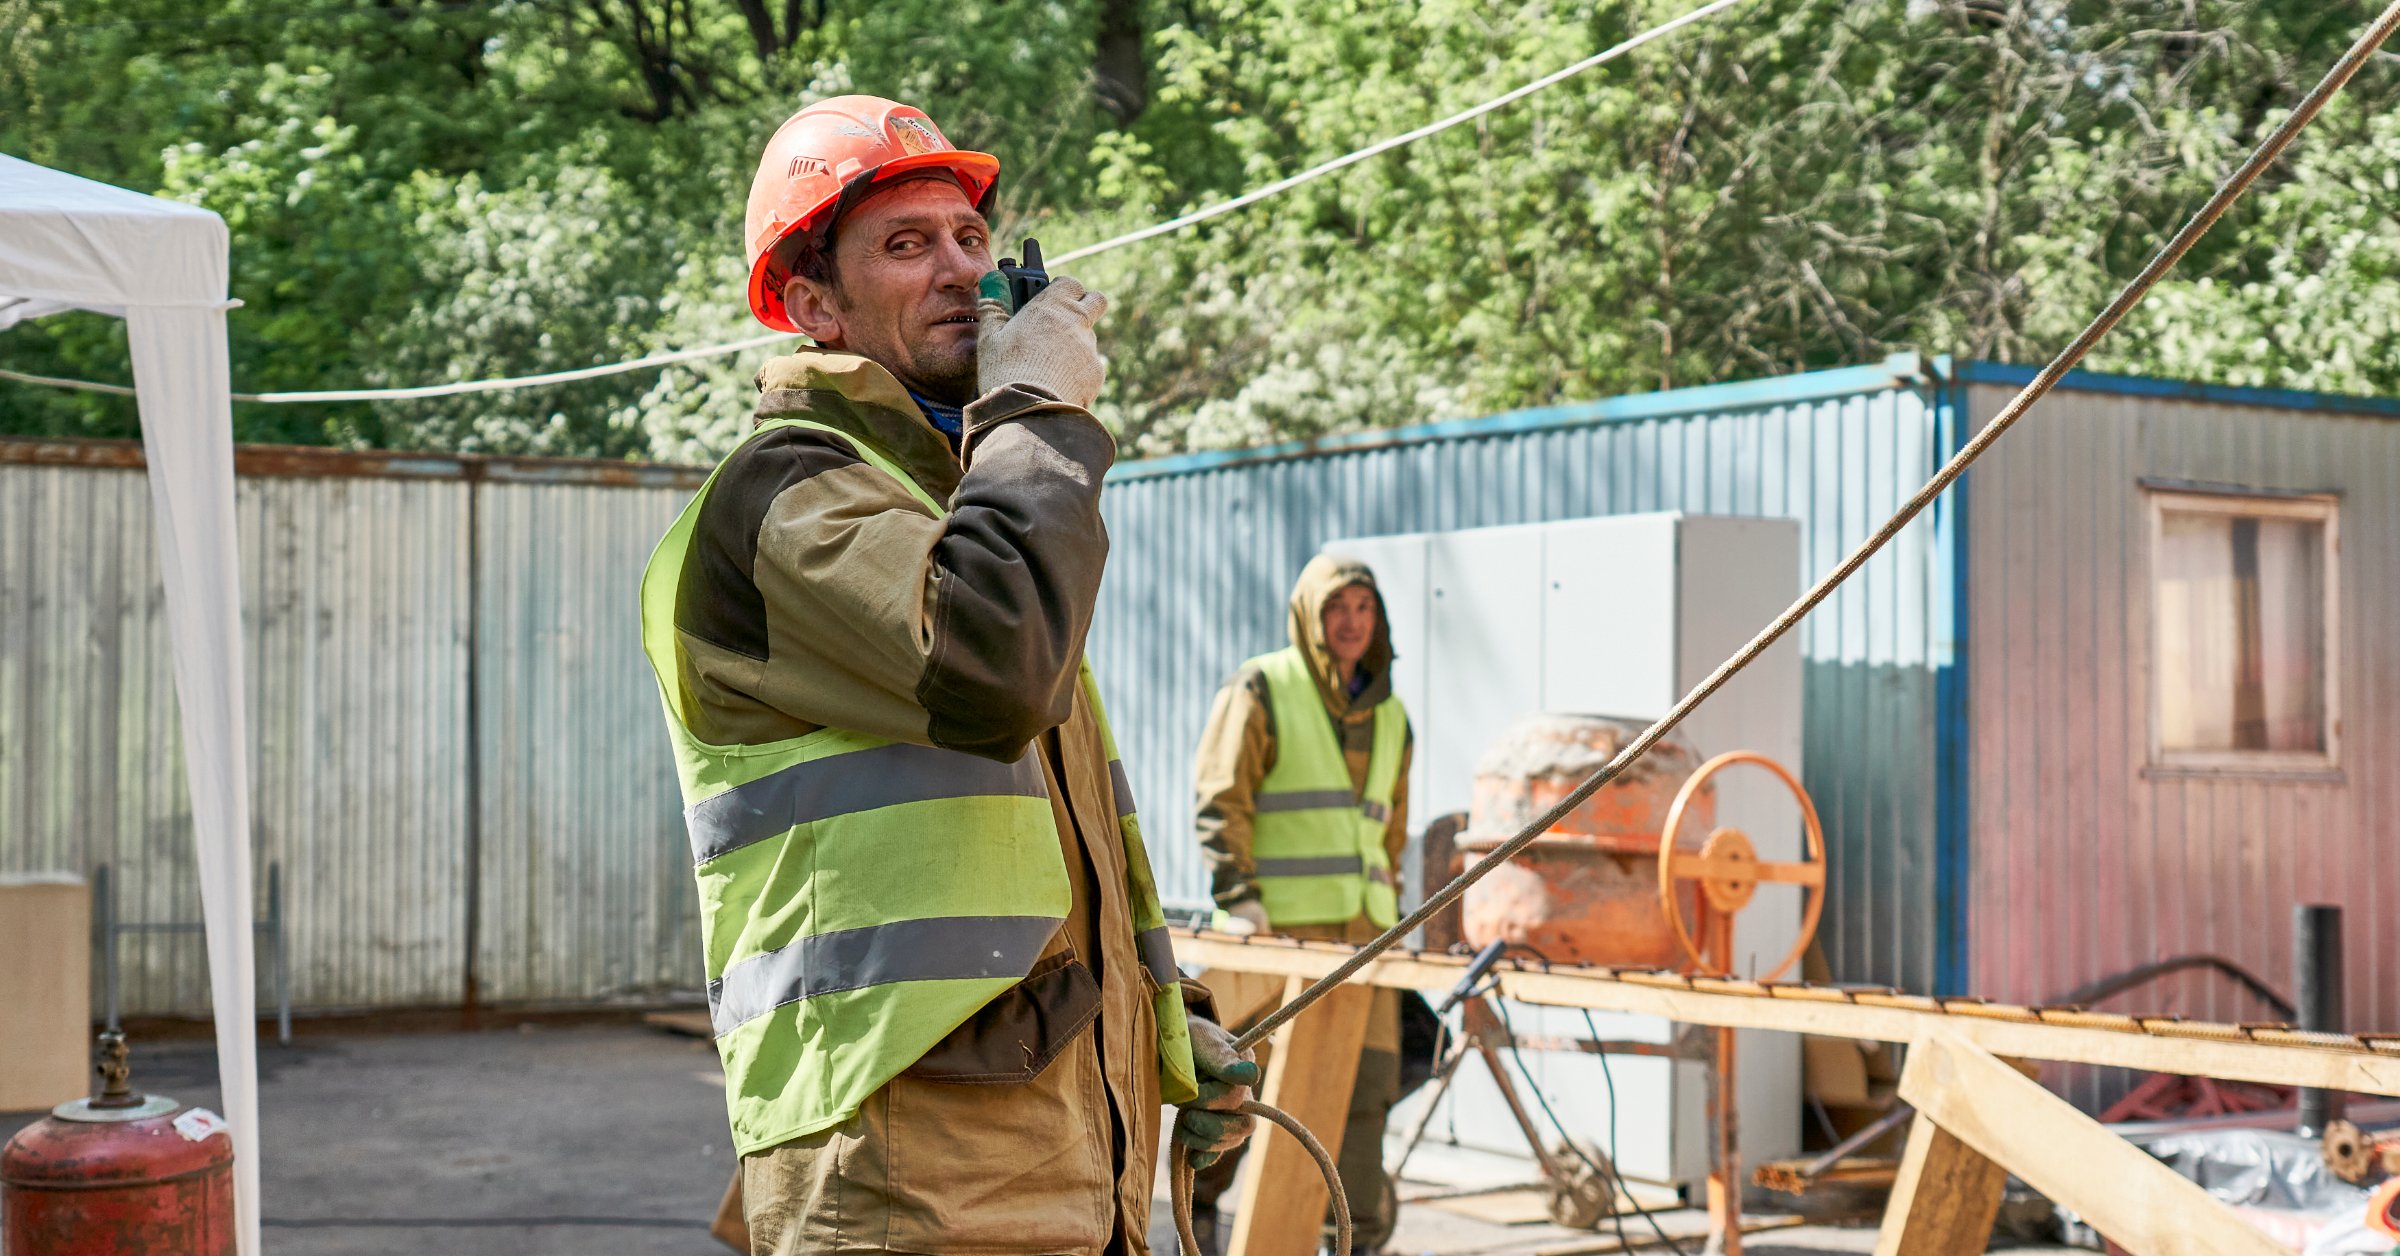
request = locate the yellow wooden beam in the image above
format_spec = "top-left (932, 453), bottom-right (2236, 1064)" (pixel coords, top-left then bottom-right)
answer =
top-left (1870, 1104), bottom-right (2008, 1255)
top-left (1226, 977), bottom-right (1373, 1256)
top-left (1171, 932), bottom-right (2400, 1097)
top-left (1882, 1035), bottom-right (2286, 1256)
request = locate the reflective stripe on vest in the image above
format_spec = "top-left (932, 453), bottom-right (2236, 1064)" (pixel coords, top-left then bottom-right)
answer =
top-left (1080, 668), bottom-right (1199, 1100)
top-left (1254, 855), bottom-right (1398, 885)
top-left (685, 742), bottom-right (1048, 864)
top-left (1108, 759), bottom-right (1138, 819)
top-left (1243, 645), bottom-right (1405, 929)
top-left (641, 416), bottom-right (1197, 1154)
top-left (710, 914), bottom-right (1061, 1036)
top-left (1136, 925), bottom-right (1179, 988)
top-left (1254, 789), bottom-right (1391, 822)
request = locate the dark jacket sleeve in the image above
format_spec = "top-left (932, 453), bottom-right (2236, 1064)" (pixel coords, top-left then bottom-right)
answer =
top-left (918, 386), bottom-right (1117, 756)
top-left (1193, 667), bottom-right (1277, 909)
top-left (672, 387), bottom-right (1114, 757)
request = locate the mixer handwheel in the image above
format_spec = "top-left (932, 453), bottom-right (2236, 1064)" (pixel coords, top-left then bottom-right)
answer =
top-left (1656, 751), bottom-right (1827, 982)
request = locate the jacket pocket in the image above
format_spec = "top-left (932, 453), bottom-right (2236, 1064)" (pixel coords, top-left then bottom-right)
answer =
top-left (872, 999), bottom-right (1114, 1253)
top-left (903, 950), bottom-right (1103, 1084)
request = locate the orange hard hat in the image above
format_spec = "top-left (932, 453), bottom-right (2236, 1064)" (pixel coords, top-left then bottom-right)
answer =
top-left (743, 95), bottom-right (1001, 332)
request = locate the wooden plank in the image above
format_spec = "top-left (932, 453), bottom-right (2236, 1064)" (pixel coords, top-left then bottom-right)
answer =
top-left (1171, 933), bottom-right (2400, 1096)
top-left (0, 877), bottom-right (90, 1111)
top-left (1871, 1109), bottom-right (2006, 1255)
top-left (644, 1009), bottom-right (716, 1040)
top-left (1227, 977), bottom-right (1373, 1256)
top-left (709, 1167), bottom-right (749, 1252)
top-left (1893, 1034), bottom-right (2286, 1256)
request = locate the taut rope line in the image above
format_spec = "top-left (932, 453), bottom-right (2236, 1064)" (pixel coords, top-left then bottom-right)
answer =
top-left (1170, 5), bottom-right (2400, 1251)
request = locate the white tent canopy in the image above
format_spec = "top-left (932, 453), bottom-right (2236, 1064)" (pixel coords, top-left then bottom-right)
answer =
top-left (0, 153), bottom-right (259, 1256)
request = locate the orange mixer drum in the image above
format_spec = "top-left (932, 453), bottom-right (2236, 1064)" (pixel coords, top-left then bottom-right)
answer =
top-left (1459, 713), bottom-right (1710, 968)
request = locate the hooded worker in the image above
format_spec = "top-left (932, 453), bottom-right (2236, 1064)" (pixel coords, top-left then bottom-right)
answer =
top-left (639, 95), bottom-right (1256, 1254)
top-left (1188, 553), bottom-right (1413, 1253)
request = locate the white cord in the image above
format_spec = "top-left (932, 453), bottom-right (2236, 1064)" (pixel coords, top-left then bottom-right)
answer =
top-left (1050, 0), bottom-right (1753, 265)
top-left (4, 335), bottom-right (792, 403)
top-left (0, 366), bottom-right (137, 398)
top-left (1, 0), bottom-right (1749, 405)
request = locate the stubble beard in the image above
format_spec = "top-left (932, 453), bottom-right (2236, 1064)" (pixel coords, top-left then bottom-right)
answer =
top-left (913, 337), bottom-right (978, 405)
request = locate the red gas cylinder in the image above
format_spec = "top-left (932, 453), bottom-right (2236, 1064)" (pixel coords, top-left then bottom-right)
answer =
top-left (1, 1033), bottom-right (235, 1256)
top-left (1459, 713), bottom-right (1710, 968)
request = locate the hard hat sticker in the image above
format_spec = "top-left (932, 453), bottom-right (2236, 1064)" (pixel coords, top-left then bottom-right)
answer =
top-left (173, 1108), bottom-right (228, 1142)
top-left (892, 117), bottom-right (942, 155)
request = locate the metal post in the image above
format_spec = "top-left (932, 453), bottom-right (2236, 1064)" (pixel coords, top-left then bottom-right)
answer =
top-left (269, 861), bottom-right (291, 1045)
top-left (1704, 911), bottom-right (1742, 1256)
top-left (96, 863), bottom-right (120, 1033)
top-left (460, 471), bottom-right (485, 1020)
top-left (1467, 999), bottom-right (1569, 1185)
top-left (2295, 904), bottom-right (2345, 1137)
top-left (1386, 1029), bottom-right (1473, 1180)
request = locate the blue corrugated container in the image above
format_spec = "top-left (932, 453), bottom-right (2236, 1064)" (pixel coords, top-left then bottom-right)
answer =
top-left (1092, 352), bottom-right (1966, 996)
top-left (1095, 351), bottom-right (2400, 1037)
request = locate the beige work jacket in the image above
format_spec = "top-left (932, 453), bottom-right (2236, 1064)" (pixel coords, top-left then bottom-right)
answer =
top-left (677, 350), bottom-right (1162, 1254)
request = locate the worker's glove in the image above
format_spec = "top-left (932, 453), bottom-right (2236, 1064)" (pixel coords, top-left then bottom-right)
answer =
top-left (974, 277), bottom-right (1109, 412)
top-left (1175, 1013), bottom-right (1261, 1170)
top-left (1217, 899), bottom-right (1273, 937)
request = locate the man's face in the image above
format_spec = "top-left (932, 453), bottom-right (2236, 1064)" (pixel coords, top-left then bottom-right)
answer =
top-left (782, 177), bottom-right (994, 403)
top-left (1321, 583), bottom-right (1380, 675)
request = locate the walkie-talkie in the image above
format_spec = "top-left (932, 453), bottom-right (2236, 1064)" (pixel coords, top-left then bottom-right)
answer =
top-left (997, 238), bottom-right (1050, 312)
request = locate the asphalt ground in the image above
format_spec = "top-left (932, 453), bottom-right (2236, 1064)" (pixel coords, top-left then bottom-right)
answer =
top-left (2, 1017), bottom-right (2080, 1255)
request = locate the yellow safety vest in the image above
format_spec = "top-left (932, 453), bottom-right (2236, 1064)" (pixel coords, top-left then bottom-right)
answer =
top-left (1232, 646), bottom-right (1404, 929)
top-left (640, 417), bottom-right (1196, 1155)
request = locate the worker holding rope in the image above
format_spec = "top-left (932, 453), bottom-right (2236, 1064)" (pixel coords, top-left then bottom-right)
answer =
top-left (639, 95), bottom-right (1259, 1254)
top-left (1187, 556), bottom-right (1414, 1254)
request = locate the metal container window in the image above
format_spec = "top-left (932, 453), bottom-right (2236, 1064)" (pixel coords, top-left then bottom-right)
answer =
top-left (2147, 487), bottom-right (2340, 774)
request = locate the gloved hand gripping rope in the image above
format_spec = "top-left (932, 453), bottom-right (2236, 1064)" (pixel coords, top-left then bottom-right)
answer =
top-left (1168, 5), bottom-right (2400, 1250)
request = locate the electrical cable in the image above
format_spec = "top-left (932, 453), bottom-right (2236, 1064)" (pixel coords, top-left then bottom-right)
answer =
top-left (1488, 971), bottom-right (1689, 1256)
top-left (2, 338), bottom-right (792, 404)
top-left (1584, 1008), bottom-right (1643, 1256)
top-left (1, 0), bottom-right (1755, 404)
top-left (1484, 946), bottom-right (1678, 1253)
top-left (1173, 10), bottom-right (2400, 1249)
top-left (1044, 0), bottom-right (1753, 266)
top-left (44, 0), bottom-right (537, 34)
top-left (1458, 941), bottom-right (1673, 1251)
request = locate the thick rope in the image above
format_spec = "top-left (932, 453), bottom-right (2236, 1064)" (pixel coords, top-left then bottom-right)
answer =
top-left (1172, 1101), bottom-right (1351, 1256)
top-left (1174, 2), bottom-right (2400, 1248)
top-left (1227, 0), bottom-right (2400, 1060)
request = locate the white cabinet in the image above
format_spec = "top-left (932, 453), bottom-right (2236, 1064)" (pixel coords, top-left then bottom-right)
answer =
top-left (1330, 513), bottom-right (1803, 1187)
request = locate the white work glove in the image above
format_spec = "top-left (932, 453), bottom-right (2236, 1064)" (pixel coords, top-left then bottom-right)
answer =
top-left (975, 277), bottom-right (1110, 412)
top-left (1218, 899), bottom-right (1272, 937)
top-left (1174, 1013), bottom-right (1260, 1170)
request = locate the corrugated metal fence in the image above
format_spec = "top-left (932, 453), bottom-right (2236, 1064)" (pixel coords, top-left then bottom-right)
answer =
top-left (1091, 355), bottom-right (1960, 995)
top-left (3, 357), bottom-right (1960, 1012)
top-left (15, 357), bottom-right (2388, 1040)
top-left (0, 440), bottom-right (702, 1015)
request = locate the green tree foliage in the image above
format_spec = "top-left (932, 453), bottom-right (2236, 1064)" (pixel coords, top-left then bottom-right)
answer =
top-left (3, 0), bottom-right (2396, 460)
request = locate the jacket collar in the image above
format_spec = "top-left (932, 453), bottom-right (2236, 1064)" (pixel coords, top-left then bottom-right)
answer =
top-left (752, 349), bottom-right (963, 501)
